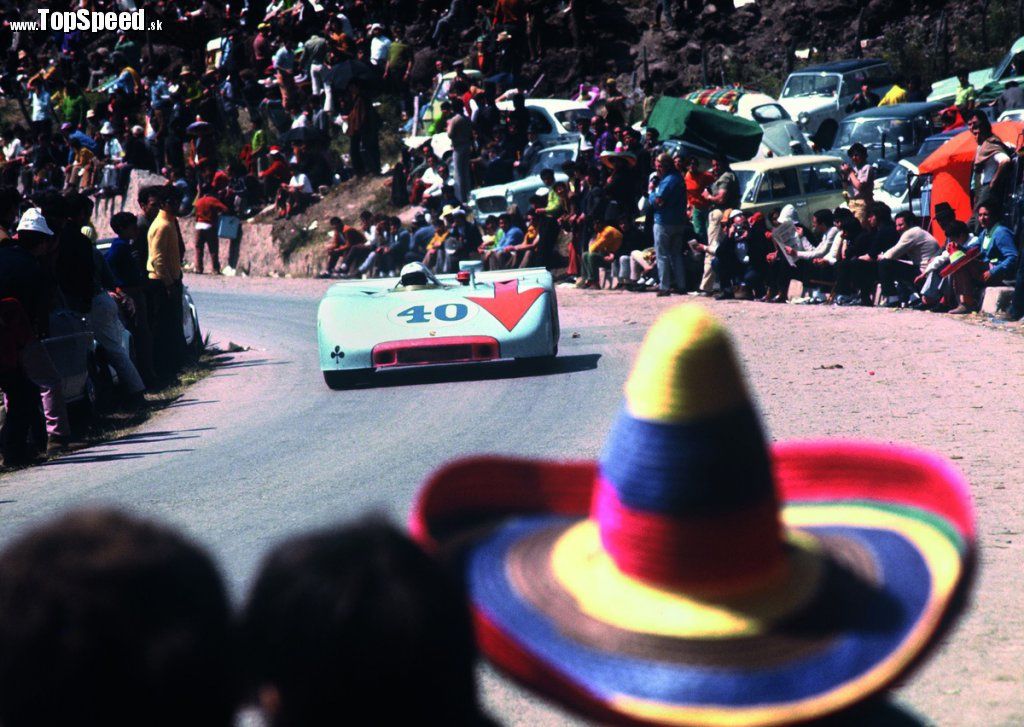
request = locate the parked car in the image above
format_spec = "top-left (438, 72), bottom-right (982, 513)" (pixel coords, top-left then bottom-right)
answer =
top-left (777, 59), bottom-right (895, 149)
top-left (42, 309), bottom-right (97, 417)
top-left (495, 97), bottom-right (592, 146)
top-left (917, 126), bottom-right (966, 160)
top-left (404, 69), bottom-right (486, 156)
top-left (873, 155), bottom-right (928, 219)
top-left (998, 108), bottom-right (1024, 122)
top-left (732, 155), bottom-right (846, 227)
top-left (467, 142), bottom-right (579, 221)
top-left (686, 88), bottom-right (813, 157)
top-left (928, 36), bottom-right (1024, 105)
top-left (95, 238), bottom-right (204, 357)
top-left (830, 102), bottom-right (945, 164)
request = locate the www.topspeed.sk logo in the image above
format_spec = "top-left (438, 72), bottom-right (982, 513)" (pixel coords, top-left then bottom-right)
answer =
top-left (10, 9), bottom-right (161, 32)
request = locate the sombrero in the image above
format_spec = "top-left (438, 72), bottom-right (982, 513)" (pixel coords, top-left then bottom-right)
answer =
top-left (410, 305), bottom-right (975, 726)
top-left (600, 150), bottom-right (638, 169)
top-left (940, 246), bottom-right (982, 278)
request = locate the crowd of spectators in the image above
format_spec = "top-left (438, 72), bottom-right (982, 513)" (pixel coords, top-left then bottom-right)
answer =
top-left (2, 0), bottom-right (1024, 465)
top-left (0, 183), bottom-right (192, 465)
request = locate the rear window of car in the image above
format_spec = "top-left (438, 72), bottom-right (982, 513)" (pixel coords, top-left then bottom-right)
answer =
top-left (554, 108), bottom-right (594, 128)
top-left (800, 165), bottom-right (842, 193)
top-left (756, 168), bottom-right (801, 202)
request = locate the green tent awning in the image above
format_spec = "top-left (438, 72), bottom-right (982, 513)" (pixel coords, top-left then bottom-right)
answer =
top-left (646, 97), bottom-right (763, 161)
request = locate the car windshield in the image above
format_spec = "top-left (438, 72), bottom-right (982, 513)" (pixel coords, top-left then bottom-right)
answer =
top-left (832, 118), bottom-right (910, 149)
top-left (918, 136), bottom-right (949, 159)
top-left (881, 164), bottom-right (911, 196)
top-left (994, 49), bottom-right (1024, 81)
top-left (554, 107), bottom-right (593, 128)
top-left (531, 148), bottom-right (575, 174)
top-left (736, 169), bottom-right (758, 203)
top-left (750, 103), bottom-right (790, 123)
top-left (781, 74), bottom-right (839, 98)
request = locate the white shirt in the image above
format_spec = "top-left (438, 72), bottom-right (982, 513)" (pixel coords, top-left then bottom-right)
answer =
top-left (104, 137), bottom-right (125, 162)
top-left (30, 89), bottom-right (51, 122)
top-left (370, 36), bottom-right (392, 66)
top-left (979, 152), bottom-right (1010, 185)
top-left (289, 173), bottom-right (313, 194)
top-left (3, 138), bottom-right (23, 160)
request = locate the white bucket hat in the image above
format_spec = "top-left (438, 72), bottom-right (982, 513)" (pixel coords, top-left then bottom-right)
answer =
top-left (17, 208), bottom-right (54, 236)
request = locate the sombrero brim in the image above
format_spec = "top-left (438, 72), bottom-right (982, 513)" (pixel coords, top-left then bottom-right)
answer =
top-left (601, 153), bottom-right (638, 169)
top-left (411, 440), bottom-right (974, 727)
top-left (940, 246), bottom-right (982, 278)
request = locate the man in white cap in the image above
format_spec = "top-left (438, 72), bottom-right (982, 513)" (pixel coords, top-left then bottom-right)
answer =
top-left (99, 122), bottom-right (125, 195)
top-left (7, 208), bottom-right (72, 455)
top-left (368, 24), bottom-right (392, 67)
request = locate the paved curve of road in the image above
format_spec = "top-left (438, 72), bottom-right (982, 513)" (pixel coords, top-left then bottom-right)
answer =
top-left (2, 275), bottom-right (1022, 726)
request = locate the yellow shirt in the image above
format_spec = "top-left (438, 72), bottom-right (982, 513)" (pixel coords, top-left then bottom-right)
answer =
top-left (428, 230), bottom-right (448, 250)
top-left (877, 84), bottom-right (908, 106)
top-left (147, 210), bottom-right (183, 286)
top-left (589, 226), bottom-right (623, 254)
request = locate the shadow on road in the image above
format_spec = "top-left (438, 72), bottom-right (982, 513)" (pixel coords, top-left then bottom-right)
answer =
top-left (340, 353), bottom-right (601, 390)
top-left (92, 428), bottom-right (215, 445)
top-left (41, 448), bottom-right (196, 466)
top-left (209, 356), bottom-right (290, 370)
top-left (815, 698), bottom-right (927, 726)
top-left (165, 398), bottom-right (219, 409)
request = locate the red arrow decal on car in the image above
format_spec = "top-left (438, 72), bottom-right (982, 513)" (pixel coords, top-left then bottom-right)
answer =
top-left (467, 279), bottom-right (545, 332)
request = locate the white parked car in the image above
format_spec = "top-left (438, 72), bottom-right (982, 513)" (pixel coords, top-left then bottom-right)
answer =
top-left (411, 97), bottom-right (591, 158)
top-left (687, 89), bottom-right (813, 156)
top-left (873, 155), bottom-right (928, 219)
top-left (777, 59), bottom-right (894, 149)
top-left (467, 143), bottom-right (580, 221)
top-left (997, 108), bottom-right (1024, 122)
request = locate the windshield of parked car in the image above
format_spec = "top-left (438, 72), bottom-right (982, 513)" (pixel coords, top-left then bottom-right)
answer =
top-left (832, 118), bottom-right (910, 149)
top-left (881, 163), bottom-right (912, 196)
top-left (781, 74), bottom-right (839, 98)
top-left (554, 107), bottom-right (594, 129)
top-left (750, 103), bottom-right (790, 122)
top-left (917, 134), bottom-right (953, 159)
top-left (531, 148), bottom-right (575, 174)
top-left (994, 49), bottom-right (1024, 81)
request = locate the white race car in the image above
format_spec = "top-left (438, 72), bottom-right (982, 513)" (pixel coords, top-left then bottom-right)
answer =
top-left (317, 263), bottom-right (559, 389)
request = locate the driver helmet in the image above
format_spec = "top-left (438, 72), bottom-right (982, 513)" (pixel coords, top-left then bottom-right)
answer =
top-left (399, 262), bottom-right (430, 287)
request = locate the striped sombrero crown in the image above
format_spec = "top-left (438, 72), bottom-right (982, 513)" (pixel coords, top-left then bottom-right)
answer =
top-left (596, 305), bottom-right (782, 595)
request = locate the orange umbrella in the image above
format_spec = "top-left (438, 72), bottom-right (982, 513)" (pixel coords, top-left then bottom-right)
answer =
top-left (918, 121), bottom-right (1024, 242)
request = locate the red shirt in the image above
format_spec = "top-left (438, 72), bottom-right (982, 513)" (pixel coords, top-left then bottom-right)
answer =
top-left (194, 195), bottom-right (228, 224)
top-left (260, 159), bottom-right (289, 182)
top-left (685, 170), bottom-right (715, 211)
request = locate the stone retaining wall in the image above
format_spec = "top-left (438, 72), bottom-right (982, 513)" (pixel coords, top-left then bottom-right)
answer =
top-left (92, 170), bottom-right (327, 278)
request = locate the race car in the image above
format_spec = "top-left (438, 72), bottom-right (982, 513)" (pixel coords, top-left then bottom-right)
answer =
top-left (317, 262), bottom-right (559, 389)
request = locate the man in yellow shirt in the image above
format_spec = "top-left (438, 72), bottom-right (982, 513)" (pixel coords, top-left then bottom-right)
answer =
top-left (578, 217), bottom-right (623, 289)
top-left (146, 187), bottom-right (186, 382)
top-left (877, 80), bottom-right (908, 107)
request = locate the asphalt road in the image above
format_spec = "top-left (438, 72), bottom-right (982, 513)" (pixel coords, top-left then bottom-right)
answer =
top-left (2, 275), bottom-right (1022, 726)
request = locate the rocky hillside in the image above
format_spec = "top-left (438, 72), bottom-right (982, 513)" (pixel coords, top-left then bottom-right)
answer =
top-left (413, 0), bottom-right (1024, 100)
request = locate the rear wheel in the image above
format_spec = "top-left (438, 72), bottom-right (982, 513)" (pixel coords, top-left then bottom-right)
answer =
top-left (323, 370), bottom-right (371, 390)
